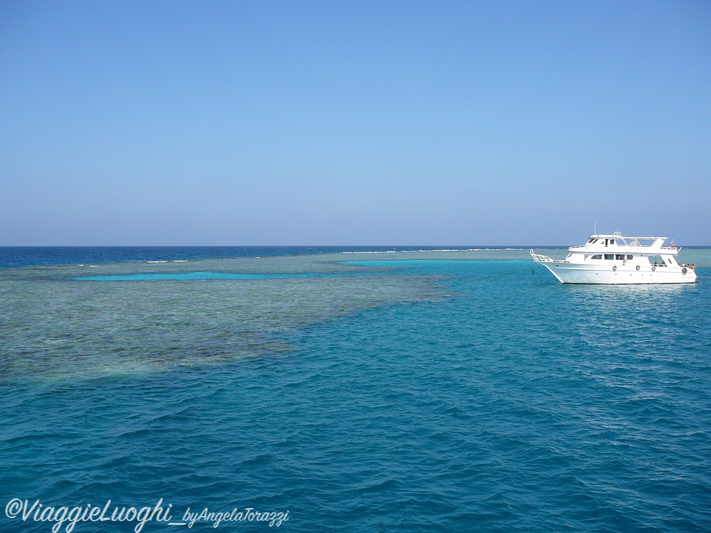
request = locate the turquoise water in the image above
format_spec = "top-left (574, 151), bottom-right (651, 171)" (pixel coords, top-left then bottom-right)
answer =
top-left (1, 249), bottom-right (710, 532)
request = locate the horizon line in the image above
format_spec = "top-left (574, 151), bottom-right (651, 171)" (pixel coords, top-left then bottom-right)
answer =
top-left (2, 244), bottom-right (710, 248)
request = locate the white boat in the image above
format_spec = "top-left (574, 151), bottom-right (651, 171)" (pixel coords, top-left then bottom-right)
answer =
top-left (531, 232), bottom-right (697, 284)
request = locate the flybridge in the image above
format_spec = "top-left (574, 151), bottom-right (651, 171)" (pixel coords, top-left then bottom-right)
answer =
top-left (572, 232), bottom-right (677, 253)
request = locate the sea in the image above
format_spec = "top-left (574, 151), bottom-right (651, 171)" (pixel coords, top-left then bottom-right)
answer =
top-left (1, 246), bottom-right (710, 533)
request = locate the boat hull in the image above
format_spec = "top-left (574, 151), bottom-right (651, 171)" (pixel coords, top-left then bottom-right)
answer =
top-left (541, 263), bottom-right (697, 284)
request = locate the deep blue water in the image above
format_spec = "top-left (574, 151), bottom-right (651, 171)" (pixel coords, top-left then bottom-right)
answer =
top-left (1, 248), bottom-right (710, 532)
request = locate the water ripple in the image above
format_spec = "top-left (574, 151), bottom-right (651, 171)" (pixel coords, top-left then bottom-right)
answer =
top-left (1, 253), bottom-right (710, 532)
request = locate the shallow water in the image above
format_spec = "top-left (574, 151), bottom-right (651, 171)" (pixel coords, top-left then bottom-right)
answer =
top-left (1, 249), bottom-right (710, 532)
top-left (0, 253), bottom-right (446, 381)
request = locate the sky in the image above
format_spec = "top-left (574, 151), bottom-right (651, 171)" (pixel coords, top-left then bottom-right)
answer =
top-left (1, 1), bottom-right (710, 245)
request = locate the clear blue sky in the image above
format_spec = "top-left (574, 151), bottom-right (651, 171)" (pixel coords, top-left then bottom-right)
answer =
top-left (1, 1), bottom-right (709, 245)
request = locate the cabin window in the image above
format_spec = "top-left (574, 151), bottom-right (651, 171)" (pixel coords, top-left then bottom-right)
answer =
top-left (610, 239), bottom-right (615, 245)
top-left (591, 254), bottom-right (602, 260)
top-left (615, 254), bottom-right (625, 260)
top-left (604, 254), bottom-right (614, 260)
top-left (627, 255), bottom-right (633, 260)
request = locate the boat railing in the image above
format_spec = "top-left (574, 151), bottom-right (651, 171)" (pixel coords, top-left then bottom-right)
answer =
top-left (567, 243), bottom-right (680, 253)
top-left (530, 250), bottom-right (567, 263)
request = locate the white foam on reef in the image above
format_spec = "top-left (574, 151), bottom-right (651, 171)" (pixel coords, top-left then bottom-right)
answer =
top-left (402, 248), bottom-right (482, 253)
top-left (340, 250), bottom-right (397, 254)
top-left (340, 248), bottom-right (487, 254)
top-left (146, 260), bottom-right (168, 263)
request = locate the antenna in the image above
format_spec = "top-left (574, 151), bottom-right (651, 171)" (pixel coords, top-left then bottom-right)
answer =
top-left (594, 220), bottom-right (597, 235)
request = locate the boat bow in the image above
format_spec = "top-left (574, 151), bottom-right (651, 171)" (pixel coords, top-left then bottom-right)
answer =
top-left (530, 250), bottom-right (567, 264)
